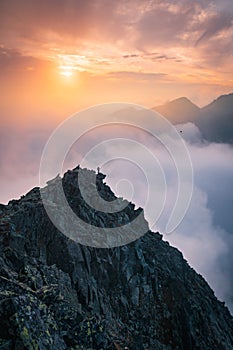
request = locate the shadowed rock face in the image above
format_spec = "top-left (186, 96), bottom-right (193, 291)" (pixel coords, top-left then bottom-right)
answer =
top-left (0, 167), bottom-right (232, 349)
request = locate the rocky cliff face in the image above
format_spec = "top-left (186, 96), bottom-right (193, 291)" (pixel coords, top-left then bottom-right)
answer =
top-left (0, 167), bottom-right (233, 350)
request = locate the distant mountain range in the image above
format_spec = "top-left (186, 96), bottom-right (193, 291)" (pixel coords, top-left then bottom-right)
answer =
top-left (154, 93), bottom-right (233, 143)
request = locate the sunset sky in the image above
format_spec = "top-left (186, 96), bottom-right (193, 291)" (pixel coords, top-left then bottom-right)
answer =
top-left (1, 1), bottom-right (233, 310)
top-left (1, 0), bottom-right (233, 127)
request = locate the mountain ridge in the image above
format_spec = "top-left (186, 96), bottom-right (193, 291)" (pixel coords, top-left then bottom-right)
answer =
top-left (153, 93), bottom-right (233, 143)
top-left (0, 166), bottom-right (232, 349)
top-left (153, 97), bottom-right (200, 124)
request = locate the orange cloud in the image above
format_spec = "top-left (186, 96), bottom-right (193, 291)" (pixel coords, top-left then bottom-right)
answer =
top-left (0, 0), bottom-right (232, 116)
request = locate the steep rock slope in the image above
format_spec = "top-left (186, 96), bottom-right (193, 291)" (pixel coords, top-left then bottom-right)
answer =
top-left (0, 167), bottom-right (232, 349)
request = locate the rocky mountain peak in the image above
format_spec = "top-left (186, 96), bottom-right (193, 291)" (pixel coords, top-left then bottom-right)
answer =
top-left (154, 97), bottom-right (200, 124)
top-left (0, 166), bottom-right (233, 349)
top-left (203, 93), bottom-right (233, 110)
top-left (196, 93), bottom-right (233, 143)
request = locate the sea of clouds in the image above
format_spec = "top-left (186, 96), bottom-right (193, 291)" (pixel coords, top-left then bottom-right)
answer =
top-left (1, 109), bottom-right (233, 313)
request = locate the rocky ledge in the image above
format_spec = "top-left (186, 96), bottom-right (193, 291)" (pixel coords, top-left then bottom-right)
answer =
top-left (0, 166), bottom-right (232, 349)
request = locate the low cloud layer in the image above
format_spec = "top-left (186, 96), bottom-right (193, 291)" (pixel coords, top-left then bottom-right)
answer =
top-left (1, 110), bottom-right (233, 314)
top-left (68, 118), bottom-right (233, 313)
top-left (0, 126), bottom-right (50, 203)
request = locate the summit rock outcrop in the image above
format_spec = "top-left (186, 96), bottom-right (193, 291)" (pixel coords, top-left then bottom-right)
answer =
top-left (0, 167), bottom-right (232, 349)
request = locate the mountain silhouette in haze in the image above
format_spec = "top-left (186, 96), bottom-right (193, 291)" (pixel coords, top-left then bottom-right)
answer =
top-left (154, 97), bottom-right (201, 124)
top-left (0, 166), bottom-right (233, 349)
top-left (197, 94), bottom-right (233, 143)
top-left (154, 93), bottom-right (233, 143)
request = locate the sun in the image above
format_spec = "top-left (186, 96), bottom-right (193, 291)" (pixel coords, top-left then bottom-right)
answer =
top-left (60, 70), bottom-right (73, 77)
top-left (59, 66), bottom-right (74, 78)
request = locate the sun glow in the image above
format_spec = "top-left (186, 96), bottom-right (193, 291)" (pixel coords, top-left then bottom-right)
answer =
top-left (57, 54), bottom-right (89, 78)
top-left (60, 70), bottom-right (73, 77)
top-left (59, 66), bottom-right (74, 77)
